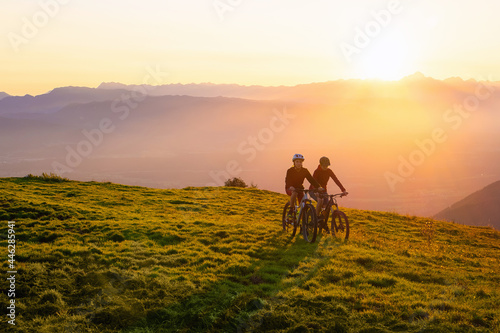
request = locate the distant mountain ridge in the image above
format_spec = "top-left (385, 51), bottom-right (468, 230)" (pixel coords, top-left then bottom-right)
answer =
top-left (98, 81), bottom-right (294, 101)
top-left (97, 74), bottom-right (500, 105)
top-left (0, 92), bottom-right (10, 101)
top-left (3, 73), bottom-right (500, 107)
top-left (0, 87), bottom-right (131, 118)
top-left (434, 181), bottom-right (500, 230)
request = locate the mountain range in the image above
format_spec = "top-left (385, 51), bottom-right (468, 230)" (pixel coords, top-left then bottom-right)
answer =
top-left (1, 73), bottom-right (499, 223)
top-left (0, 87), bottom-right (131, 118)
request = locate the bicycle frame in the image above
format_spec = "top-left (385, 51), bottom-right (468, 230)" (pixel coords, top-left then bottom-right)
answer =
top-left (315, 192), bottom-right (349, 238)
top-left (319, 193), bottom-right (345, 213)
top-left (293, 189), bottom-right (314, 217)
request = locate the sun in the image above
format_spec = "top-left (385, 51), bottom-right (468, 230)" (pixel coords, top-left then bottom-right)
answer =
top-left (356, 32), bottom-right (415, 81)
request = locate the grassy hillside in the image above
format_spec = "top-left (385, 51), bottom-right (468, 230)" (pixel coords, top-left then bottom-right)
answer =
top-left (1, 177), bottom-right (499, 333)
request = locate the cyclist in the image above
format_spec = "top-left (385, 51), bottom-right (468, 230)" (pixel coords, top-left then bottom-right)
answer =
top-left (309, 156), bottom-right (348, 219)
top-left (285, 154), bottom-right (323, 215)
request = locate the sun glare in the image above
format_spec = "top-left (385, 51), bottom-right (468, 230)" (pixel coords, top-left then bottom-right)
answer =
top-left (357, 33), bottom-right (414, 81)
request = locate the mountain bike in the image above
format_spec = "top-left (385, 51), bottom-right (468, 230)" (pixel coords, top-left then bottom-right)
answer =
top-left (282, 189), bottom-right (318, 243)
top-left (316, 192), bottom-right (349, 240)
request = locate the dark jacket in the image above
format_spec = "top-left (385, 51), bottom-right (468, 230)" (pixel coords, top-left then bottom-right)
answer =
top-left (309, 165), bottom-right (346, 192)
top-left (285, 166), bottom-right (321, 190)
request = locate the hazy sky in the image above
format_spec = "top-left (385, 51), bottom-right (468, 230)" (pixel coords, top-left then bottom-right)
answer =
top-left (2, 0), bottom-right (500, 95)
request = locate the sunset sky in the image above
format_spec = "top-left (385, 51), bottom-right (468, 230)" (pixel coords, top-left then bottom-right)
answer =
top-left (2, 0), bottom-right (500, 95)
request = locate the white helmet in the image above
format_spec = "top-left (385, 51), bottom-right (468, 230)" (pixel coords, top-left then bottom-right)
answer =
top-left (292, 153), bottom-right (304, 161)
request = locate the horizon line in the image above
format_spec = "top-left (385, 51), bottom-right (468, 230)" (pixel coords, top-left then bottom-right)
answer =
top-left (2, 72), bottom-right (498, 97)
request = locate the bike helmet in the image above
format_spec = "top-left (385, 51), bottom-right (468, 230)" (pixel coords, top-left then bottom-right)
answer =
top-left (319, 156), bottom-right (330, 166)
top-left (292, 153), bottom-right (304, 161)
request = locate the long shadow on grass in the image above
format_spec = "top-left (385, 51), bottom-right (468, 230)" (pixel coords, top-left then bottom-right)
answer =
top-left (124, 231), bottom-right (320, 332)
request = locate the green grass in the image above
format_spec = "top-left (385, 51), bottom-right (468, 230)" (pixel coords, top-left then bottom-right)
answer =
top-left (0, 177), bottom-right (499, 332)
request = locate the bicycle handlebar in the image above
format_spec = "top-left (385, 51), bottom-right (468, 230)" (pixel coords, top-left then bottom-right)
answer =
top-left (289, 188), bottom-right (321, 193)
top-left (319, 192), bottom-right (348, 198)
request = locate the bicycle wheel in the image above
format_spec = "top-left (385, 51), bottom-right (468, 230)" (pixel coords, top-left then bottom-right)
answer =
top-left (300, 204), bottom-right (317, 243)
top-left (331, 210), bottom-right (349, 240)
top-left (282, 202), bottom-right (298, 236)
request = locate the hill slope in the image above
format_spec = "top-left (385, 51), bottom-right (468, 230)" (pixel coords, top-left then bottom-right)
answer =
top-left (434, 180), bottom-right (500, 230)
top-left (0, 177), bottom-right (499, 332)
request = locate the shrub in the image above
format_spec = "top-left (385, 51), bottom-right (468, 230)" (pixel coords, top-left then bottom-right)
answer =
top-left (25, 172), bottom-right (69, 182)
top-left (224, 177), bottom-right (248, 188)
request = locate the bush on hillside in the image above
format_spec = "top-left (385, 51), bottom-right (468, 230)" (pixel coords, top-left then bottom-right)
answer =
top-left (224, 177), bottom-right (248, 188)
top-left (25, 172), bottom-right (69, 182)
